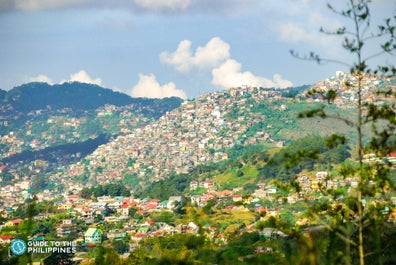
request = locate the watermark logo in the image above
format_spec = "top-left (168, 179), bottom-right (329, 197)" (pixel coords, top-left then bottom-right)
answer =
top-left (10, 239), bottom-right (77, 255)
top-left (10, 239), bottom-right (27, 256)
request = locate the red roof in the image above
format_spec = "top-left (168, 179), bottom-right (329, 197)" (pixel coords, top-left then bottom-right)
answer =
top-left (142, 221), bottom-right (155, 226)
top-left (134, 234), bottom-right (147, 238)
top-left (255, 207), bottom-right (267, 212)
top-left (152, 231), bottom-right (162, 237)
top-left (146, 204), bottom-right (157, 209)
top-left (0, 235), bottom-right (13, 240)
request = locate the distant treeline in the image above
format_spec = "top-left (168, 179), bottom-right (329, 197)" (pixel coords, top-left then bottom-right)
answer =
top-left (79, 183), bottom-right (131, 198)
top-left (1, 134), bottom-right (110, 166)
top-left (1, 82), bottom-right (183, 118)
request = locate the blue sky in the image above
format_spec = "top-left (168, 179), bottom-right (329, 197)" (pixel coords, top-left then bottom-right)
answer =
top-left (0, 0), bottom-right (394, 99)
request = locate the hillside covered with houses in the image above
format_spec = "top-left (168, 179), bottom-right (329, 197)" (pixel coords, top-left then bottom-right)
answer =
top-left (0, 72), bottom-right (395, 264)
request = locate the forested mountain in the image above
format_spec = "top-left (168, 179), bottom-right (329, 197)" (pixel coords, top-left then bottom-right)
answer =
top-left (0, 88), bottom-right (6, 101)
top-left (0, 82), bottom-right (183, 178)
top-left (0, 75), bottom-right (395, 265)
top-left (1, 74), bottom-right (394, 193)
top-left (1, 82), bottom-right (183, 116)
top-left (59, 83), bottom-right (363, 192)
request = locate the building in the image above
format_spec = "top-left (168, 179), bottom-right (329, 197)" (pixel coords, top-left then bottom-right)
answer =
top-left (107, 229), bottom-right (127, 241)
top-left (84, 228), bottom-right (103, 244)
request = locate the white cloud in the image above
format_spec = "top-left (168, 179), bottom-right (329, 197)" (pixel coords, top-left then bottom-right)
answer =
top-left (212, 59), bottom-right (293, 89)
top-left (134, 0), bottom-right (192, 12)
top-left (278, 13), bottom-right (341, 43)
top-left (162, 38), bottom-right (293, 89)
top-left (130, 73), bottom-right (187, 99)
top-left (160, 40), bottom-right (194, 72)
top-left (67, 70), bottom-right (102, 86)
top-left (28, 74), bottom-right (53, 84)
top-left (160, 37), bottom-right (230, 72)
top-left (274, 7), bottom-right (343, 55)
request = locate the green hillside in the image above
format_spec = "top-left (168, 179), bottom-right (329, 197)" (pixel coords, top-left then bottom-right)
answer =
top-left (136, 135), bottom-right (351, 199)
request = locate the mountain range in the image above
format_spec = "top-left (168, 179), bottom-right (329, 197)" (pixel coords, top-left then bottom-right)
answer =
top-left (0, 73), bottom-right (394, 195)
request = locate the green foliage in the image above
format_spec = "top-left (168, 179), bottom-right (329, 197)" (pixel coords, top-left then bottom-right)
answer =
top-left (260, 135), bottom-right (350, 181)
top-left (111, 240), bottom-right (129, 254)
top-left (128, 234), bottom-right (211, 264)
top-left (42, 252), bottom-right (75, 265)
top-left (288, 1), bottom-right (396, 264)
top-left (3, 82), bottom-right (182, 114)
top-left (94, 245), bottom-right (106, 265)
top-left (1, 172), bottom-right (14, 182)
top-left (202, 199), bottom-right (216, 215)
top-left (79, 183), bottom-right (130, 199)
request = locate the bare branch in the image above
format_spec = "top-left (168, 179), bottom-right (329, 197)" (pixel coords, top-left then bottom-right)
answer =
top-left (290, 50), bottom-right (351, 67)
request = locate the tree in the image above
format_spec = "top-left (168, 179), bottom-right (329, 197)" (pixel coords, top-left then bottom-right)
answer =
top-left (288, 1), bottom-right (396, 265)
top-left (111, 240), bottom-right (129, 255)
top-left (42, 252), bottom-right (75, 265)
top-left (94, 245), bottom-right (106, 265)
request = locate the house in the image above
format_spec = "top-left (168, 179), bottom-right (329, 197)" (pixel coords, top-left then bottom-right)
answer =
top-left (217, 190), bottom-right (232, 198)
top-left (221, 153), bottom-right (229, 160)
top-left (167, 196), bottom-right (182, 209)
top-left (253, 189), bottom-right (268, 198)
top-left (255, 206), bottom-right (267, 214)
top-left (177, 222), bottom-right (199, 234)
top-left (260, 227), bottom-right (287, 239)
top-left (190, 195), bottom-right (203, 206)
top-left (131, 233), bottom-right (147, 244)
top-left (200, 179), bottom-right (215, 189)
top-left (107, 229), bottom-right (127, 241)
top-left (232, 194), bottom-right (243, 202)
top-left (0, 235), bottom-right (13, 244)
top-left (56, 219), bottom-right (77, 238)
top-left (84, 228), bottom-right (103, 244)
top-left (117, 205), bottom-right (130, 216)
top-left (5, 218), bottom-right (23, 227)
top-left (0, 165), bottom-right (7, 174)
top-left (189, 181), bottom-right (199, 190)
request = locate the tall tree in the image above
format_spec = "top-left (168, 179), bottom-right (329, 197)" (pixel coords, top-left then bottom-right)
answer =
top-left (290, 1), bottom-right (396, 265)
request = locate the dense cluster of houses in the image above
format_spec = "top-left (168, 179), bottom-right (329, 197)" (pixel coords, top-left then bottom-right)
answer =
top-left (62, 86), bottom-right (287, 188)
top-left (305, 71), bottom-right (395, 108)
top-left (1, 168), bottom-right (396, 260)
top-left (0, 102), bottom-right (157, 160)
top-left (0, 74), bottom-right (395, 261)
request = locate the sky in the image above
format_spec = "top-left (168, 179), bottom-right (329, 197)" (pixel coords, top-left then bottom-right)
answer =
top-left (0, 0), bottom-right (394, 99)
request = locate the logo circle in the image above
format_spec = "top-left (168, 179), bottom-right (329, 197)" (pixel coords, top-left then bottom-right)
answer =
top-left (10, 239), bottom-right (27, 256)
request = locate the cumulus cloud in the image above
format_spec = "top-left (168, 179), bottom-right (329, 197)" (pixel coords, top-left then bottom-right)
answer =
top-left (212, 59), bottom-right (293, 89)
top-left (67, 70), bottom-right (102, 86)
top-left (1, 0), bottom-right (259, 13)
top-left (277, 12), bottom-right (341, 44)
top-left (28, 74), bottom-right (53, 84)
top-left (162, 38), bottom-right (293, 89)
top-left (160, 37), bottom-right (230, 72)
top-left (27, 70), bottom-right (102, 86)
top-left (130, 73), bottom-right (187, 99)
top-left (272, 3), bottom-right (343, 55)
